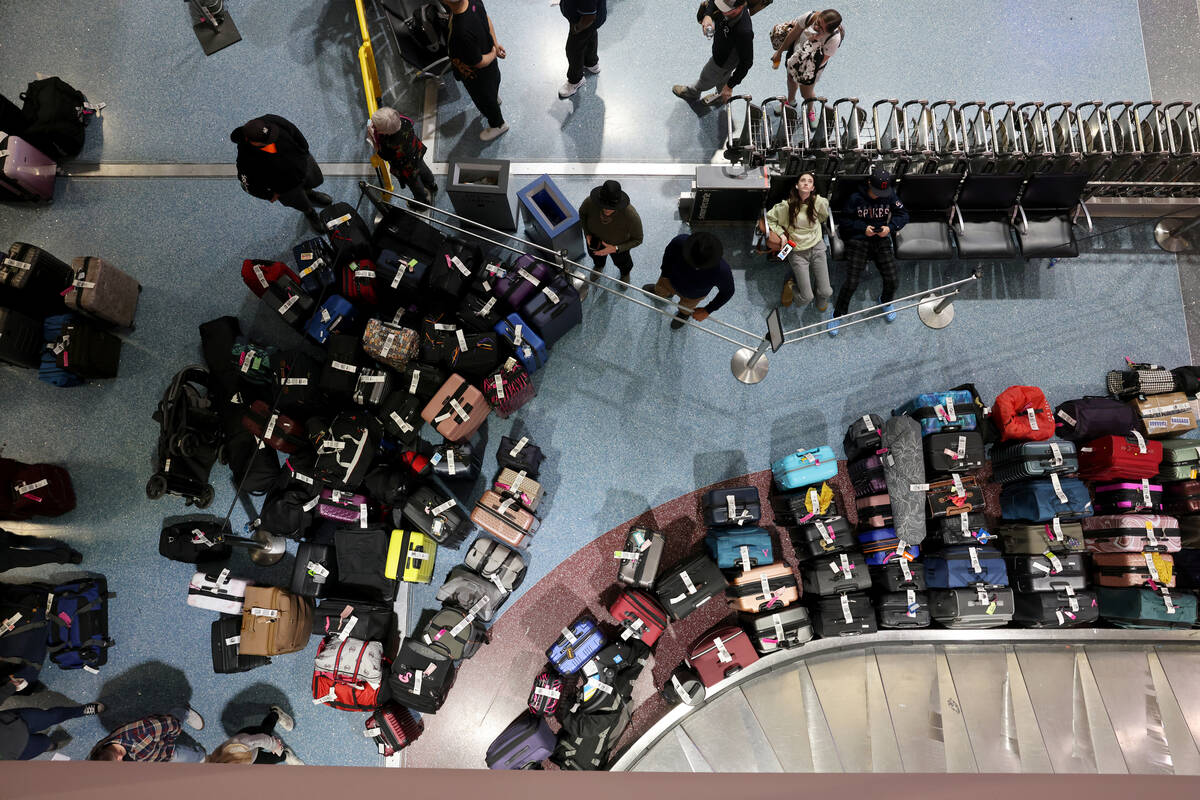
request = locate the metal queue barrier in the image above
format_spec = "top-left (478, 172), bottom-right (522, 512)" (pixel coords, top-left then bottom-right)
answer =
top-left (352, 0), bottom-right (395, 193)
top-left (358, 181), bottom-right (981, 386)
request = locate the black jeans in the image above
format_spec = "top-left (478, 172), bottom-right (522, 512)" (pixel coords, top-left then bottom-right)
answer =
top-left (238, 710), bottom-right (284, 765)
top-left (590, 248), bottom-right (632, 275)
top-left (834, 237), bottom-right (898, 318)
top-left (462, 63), bottom-right (504, 129)
top-left (394, 158), bottom-right (437, 205)
top-left (14, 705), bottom-right (88, 760)
top-left (565, 24), bottom-right (599, 84)
top-left (275, 153), bottom-right (325, 218)
top-left (0, 529), bottom-right (74, 571)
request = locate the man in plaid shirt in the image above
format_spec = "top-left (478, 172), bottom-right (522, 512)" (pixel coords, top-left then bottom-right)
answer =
top-left (89, 706), bottom-right (206, 762)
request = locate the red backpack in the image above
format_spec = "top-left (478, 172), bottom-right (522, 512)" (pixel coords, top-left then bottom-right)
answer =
top-left (993, 385), bottom-right (1055, 441)
top-left (312, 635), bottom-right (384, 711)
top-left (241, 259), bottom-right (299, 298)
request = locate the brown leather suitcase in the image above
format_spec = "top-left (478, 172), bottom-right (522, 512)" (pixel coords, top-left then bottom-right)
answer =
top-left (470, 489), bottom-right (539, 548)
top-left (65, 257), bottom-right (141, 329)
top-left (421, 373), bottom-right (491, 442)
top-left (239, 586), bottom-right (313, 656)
top-left (1093, 552), bottom-right (1176, 588)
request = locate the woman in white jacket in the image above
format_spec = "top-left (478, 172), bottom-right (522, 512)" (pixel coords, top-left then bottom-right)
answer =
top-left (771, 9), bottom-right (844, 123)
top-left (206, 706), bottom-right (303, 765)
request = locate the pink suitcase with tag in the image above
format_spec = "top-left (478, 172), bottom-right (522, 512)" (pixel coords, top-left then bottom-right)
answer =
top-left (420, 373), bottom-right (491, 442)
top-left (0, 133), bottom-right (55, 201)
top-left (64, 257), bottom-right (141, 329)
top-left (1081, 514), bottom-right (1181, 552)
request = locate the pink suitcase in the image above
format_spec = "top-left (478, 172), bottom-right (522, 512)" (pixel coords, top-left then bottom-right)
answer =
top-left (65, 257), bottom-right (141, 329)
top-left (420, 373), bottom-right (491, 442)
top-left (0, 133), bottom-right (55, 201)
top-left (1081, 514), bottom-right (1181, 553)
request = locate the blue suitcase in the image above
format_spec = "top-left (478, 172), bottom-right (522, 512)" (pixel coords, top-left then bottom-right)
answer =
top-left (857, 527), bottom-right (921, 566)
top-left (771, 446), bottom-right (838, 491)
top-left (518, 272), bottom-right (582, 348)
top-left (925, 545), bottom-right (1009, 588)
top-left (305, 294), bottom-right (356, 344)
top-left (1000, 477), bottom-right (1093, 522)
top-left (546, 618), bottom-right (606, 675)
top-left (705, 527), bottom-right (774, 570)
top-left (292, 237), bottom-right (335, 293)
top-left (894, 391), bottom-right (980, 436)
top-left (494, 313), bottom-right (548, 374)
top-left (377, 248), bottom-right (430, 296)
top-left (39, 314), bottom-right (84, 387)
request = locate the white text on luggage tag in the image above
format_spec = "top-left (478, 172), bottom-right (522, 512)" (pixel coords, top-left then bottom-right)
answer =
top-left (263, 415), bottom-right (278, 442)
top-left (493, 374), bottom-right (506, 400)
top-left (946, 397), bottom-right (957, 421)
top-left (670, 673), bottom-right (690, 698)
top-left (952, 474), bottom-right (965, 498)
top-left (900, 559), bottom-right (913, 582)
top-left (840, 594), bottom-right (853, 624)
top-left (434, 323), bottom-right (457, 331)
top-left (960, 514), bottom-right (971, 532)
top-left (1050, 473), bottom-right (1068, 504)
top-left (389, 412), bottom-right (414, 433)
top-left (307, 561), bottom-right (330, 579)
top-left (815, 520), bottom-right (834, 545)
top-left (1132, 430), bottom-right (1148, 453)
top-left (360, 373), bottom-right (386, 384)
top-left (969, 547), bottom-right (982, 573)
top-left (714, 637), bottom-right (733, 663)
top-left (359, 504), bottom-right (368, 529)
top-left (1055, 609), bottom-right (1066, 625)
top-left (681, 571), bottom-right (697, 595)
top-left (1141, 479), bottom-right (1153, 508)
top-left (509, 436), bottom-right (529, 457)
top-left (431, 499), bottom-right (456, 516)
top-left (14, 479), bottom-right (48, 494)
top-left (863, 414), bottom-right (876, 431)
top-left (251, 607), bottom-right (279, 619)
top-left (1043, 552), bottom-right (1063, 573)
top-left (896, 538), bottom-right (909, 556)
top-left (1144, 553), bottom-right (1162, 583)
top-left (224, 635), bottom-right (240, 646)
top-left (1027, 408), bottom-right (1040, 430)
top-left (739, 546), bottom-right (752, 573)
top-left (1049, 442), bottom-right (1063, 467)
top-left (906, 588), bottom-right (917, 617)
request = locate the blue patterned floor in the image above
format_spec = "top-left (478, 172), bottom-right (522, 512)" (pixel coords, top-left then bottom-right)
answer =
top-left (0, 0), bottom-right (1193, 770)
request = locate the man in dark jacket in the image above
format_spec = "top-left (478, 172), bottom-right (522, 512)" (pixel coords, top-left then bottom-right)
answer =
top-left (558, 0), bottom-right (606, 99)
top-left (643, 232), bottom-right (735, 330)
top-left (673, 0), bottom-right (753, 106)
top-left (232, 115), bottom-right (332, 234)
top-left (829, 166), bottom-right (910, 336)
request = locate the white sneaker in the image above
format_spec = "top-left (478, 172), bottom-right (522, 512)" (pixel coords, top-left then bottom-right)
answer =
top-left (283, 747), bottom-right (305, 766)
top-left (585, 63), bottom-right (601, 74)
top-left (270, 705), bottom-right (295, 732)
top-left (479, 123), bottom-right (509, 142)
top-left (558, 79), bottom-right (584, 99)
top-left (182, 707), bottom-right (204, 730)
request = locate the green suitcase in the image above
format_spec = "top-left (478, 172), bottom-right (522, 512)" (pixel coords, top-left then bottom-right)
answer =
top-left (1156, 439), bottom-right (1200, 481)
top-left (1097, 586), bottom-right (1197, 628)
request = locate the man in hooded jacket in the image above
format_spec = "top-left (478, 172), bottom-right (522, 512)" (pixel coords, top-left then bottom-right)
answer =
top-left (231, 115), bottom-right (332, 233)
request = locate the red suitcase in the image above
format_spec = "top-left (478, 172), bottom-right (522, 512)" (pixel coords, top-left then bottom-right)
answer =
top-left (365, 704), bottom-right (424, 756)
top-left (608, 589), bottom-right (669, 646)
top-left (240, 400), bottom-right (307, 453)
top-left (687, 624), bottom-right (760, 688)
top-left (242, 259), bottom-right (300, 298)
top-left (0, 458), bottom-right (76, 520)
top-left (1078, 434), bottom-right (1163, 481)
top-left (1165, 481), bottom-right (1200, 516)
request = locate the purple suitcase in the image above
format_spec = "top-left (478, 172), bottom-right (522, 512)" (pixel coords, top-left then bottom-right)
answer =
top-left (491, 255), bottom-right (554, 310)
top-left (849, 455), bottom-right (888, 498)
top-left (517, 270), bottom-right (583, 348)
top-left (485, 713), bottom-right (556, 769)
top-left (0, 133), bottom-right (55, 201)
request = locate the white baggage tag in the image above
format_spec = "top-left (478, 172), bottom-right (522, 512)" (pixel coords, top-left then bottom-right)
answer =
top-left (450, 255), bottom-right (471, 276)
top-left (434, 323), bottom-right (457, 331)
top-left (307, 561), bottom-right (330, 579)
top-left (251, 607), bottom-right (279, 619)
top-left (807, 488), bottom-right (820, 512)
top-left (449, 615), bottom-right (472, 637)
top-left (278, 294), bottom-right (298, 315)
top-left (1162, 588), bottom-right (1176, 614)
top-left (413, 670), bottom-right (424, 694)
top-left (3, 257), bottom-right (31, 271)
top-left (1145, 520), bottom-right (1159, 548)
top-left (240, 355), bottom-right (252, 373)
top-left (859, 414), bottom-right (876, 432)
top-left (360, 373), bottom-right (386, 384)
top-left (512, 324), bottom-right (524, 346)
top-left (541, 286), bottom-right (560, 303)
top-left (1027, 408), bottom-right (1040, 430)
top-left (72, 279), bottom-right (96, 290)
top-left (714, 637), bottom-right (733, 663)
top-left (560, 626), bottom-right (579, 645)
top-left (613, 550), bottom-right (641, 561)
top-left (1032, 561), bottom-right (1051, 574)
top-left (431, 499), bottom-right (456, 516)
top-left (446, 448), bottom-right (458, 475)
top-left (320, 308), bottom-right (332, 323)
top-left (767, 612), bottom-right (786, 645)
top-left (408, 370), bottom-right (422, 394)
top-left (533, 686), bottom-right (561, 699)
top-left (494, 374), bottom-right (506, 400)
top-left (1050, 473), bottom-right (1068, 504)
top-left (1144, 552), bottom-right (1162, 583)
top-left (758, 572), bottom-right (773, 599)
top-left (960, 514), bottom-right (971, 532)
top-left (840, 594), bottom-right (853, 624)
top-left (777, 241), bottom-right (794, 259)
top-left (380, 333), bottom-right (395, 359)
top-left (957, 435), bottom-right (968, 460)
top-left (1057, 409), bottom-right (1077, 426)
top-left (1050, 517), bottom-right (1063, 540)
top-left (510, 471), bottom-right (527, 493)
top-left (456, 329), bottom-right (468, 351)
top-left (946, 397), bottom-right (957, 421)
top-left (14, 479), bottom-right (48, 494)
top-left (1132, 430), bottom-right (1148, 453)
top-left (406, 550), bottom-right (428, 562)
top-left (0, 613), bottom-right (22, 634)
top-left (253, 265), bottom-right (268, 288)
top-left (449, 398), bottom-right (470, 422)
top-left (680, 571), bottom-right (697, 595)
top-left (327, 213), bottom-right (351, 229)
top-left (82, 666), bottom-right (99, 676)
top-left (216, 568), bottom-right (232, 587)
top-left (1049, 443), bottom-right (1063, 467)
top-left (900, 559), bottom-right (913, 582)
top-left (906, 588), bottom-right (917, 617)
top-left (191, 529), bottom-right (214, 547)
top-left (670, 673), bottom-right (689, 697)
top-left (509, 436), bottom-right (529, 457)
top-left (331, 490), bottom-right (344, 502)
top-left (1055, 610), bottom-right (1066, 626)
top-left (910, 483), bottom-right (930, 492)
top-left (976, 586), bottom-right (989, 604)
top-left (284, 377), bottom-right (308, 386)
top-left (499, 498), bottom-right (516, 514)
top-left (1044, 552), bottom-right (1063, 574)
top-left (263, 415), bottom-right (278, 442)
top-left (739, 545), bottom-right (752, 573)
top-left (968, 547), bottom-right (982, 573)
top-left (589, 678), bottom-right (615, 695)
top-left (934, 404), bottom-right (949, 422)
top-left (517, 268), bottom-right (540, 287)
top-left (896, 538), bottom-right (909, 556)
top-left (480, 297), bottom-right (497, 315)
top-left (815, 520), bottom-right (834, 545)
top-left (388, 412), bottom-right (414, 434)
top-left (1067, 593), bottom-right (1079, 613)
top-left (1141, 479), bottom-right (1153, 509)
top-left (725, 495), bottom-right (737, 521)
top-left (331, 360), bottom-right (356, 373)
top-left (359, 504), bottom-right (368, 529)
top-left (224, 635), bottom-right (241, 646)
top-left (840, 553), bottom-right (853, 573)
top-left (302, 496), bottom-right (320, 512)
top-left (390, 263), bottom-right (405, 289)
top-left (467, 597), bottom-right (490, 618)
top-left (828, 559), bottom-right (841, 574)
top-left (952, 474), bottom-right (965, 498)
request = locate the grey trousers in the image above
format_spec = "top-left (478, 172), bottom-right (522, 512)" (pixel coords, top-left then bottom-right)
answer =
top-left (686, 53), bottom-right (739, 95)
top-left (786, 241), bottom-right (832, 304)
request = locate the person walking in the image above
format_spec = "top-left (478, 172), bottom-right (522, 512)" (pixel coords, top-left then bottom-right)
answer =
top-left (232, 115), bottom-right (332, 235)
top-left (764, 173), bottom-right (831, 312)
top-left (829, 166), bottom-right (908, 336)
top-left (578, 180), bottom-right (643, 282)
top-left (558, 0), bottom-right (606, 99)
top-left (89, 706), bottom-right (206, 762)
top-left (771, 9), bottom-right (844, 122)
top-left (672, 0), bottom-right (754, 107)
top-left (442, 0), bottom-right (509, 142)
top-left (0, 527), bottom-right (81, 572)
top-left (206, 706), bottom-right (302, 765)
top-left (643, 232), bottom-right (735, 329)
top-left (367, 107), bottom-right (438, 207)
top-left (0, 701), bottom-right (104, 760)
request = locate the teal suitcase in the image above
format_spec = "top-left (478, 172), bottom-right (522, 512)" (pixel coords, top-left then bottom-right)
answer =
top-left (1097, 586), bottom-right (1197, 628)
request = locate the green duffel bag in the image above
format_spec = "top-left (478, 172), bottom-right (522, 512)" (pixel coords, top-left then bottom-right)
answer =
top-left (1097, 586), bottom-right (1197, 628)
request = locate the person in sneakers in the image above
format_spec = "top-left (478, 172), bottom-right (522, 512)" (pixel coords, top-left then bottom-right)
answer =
top-left (0, 527), bottom-right (82, 571)
top-left (0, 701), bottom-right (104, 760)
top-left (771, 9), bottom-right (843, 120)
top-left (829, 166), bottom-right (908, 336)
top-left (206, 706), bottom-right (302, 765)
top-left (232, 115), bottom-right (333, 235)
top-left (578, 179), bottom-right (643, 282)
top-left (643, 232), bottom-right (735, 329)
top-left (442, 0), bottom-right (509, 142)
top-left (89, 705), bottom-right (206, 762)
top-left (765, 173), bottom-right (831, 312)
top-left (558, 0), bottom-right (606, 99)
top-left (368, 107), bottom-right (438, 208)
top-left (672, 0), bottom-right (754, 107)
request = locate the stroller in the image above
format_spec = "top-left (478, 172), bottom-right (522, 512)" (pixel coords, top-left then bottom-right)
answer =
top-left (146, 366), bottom-right (223, 508)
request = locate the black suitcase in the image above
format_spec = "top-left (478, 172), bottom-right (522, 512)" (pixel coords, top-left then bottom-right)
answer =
top-left (925, 513), bottom-right (993, 548)
top-left (379, 391), bottom-right (423, 445)
top-left (654, 554), bottom-right (728, 620)
top-left (923, 431), bottom-right (985, 474)
top-left (1012, 589), bottom-right (1099, 628)
top-left (372, 205), bottom-right (446, 260)
top-left (741, 605), bottom-right (814, 653)
top-left (159, 516), bottom-right (233, 563)
top-left (870, 558), bottom-right (928, 591)
top-left (801, 551), bottom-right (872, 596)
top-left (388, 639), bottom-right (457, 714)
top-left (445, 331), bottom-right (504, 379)
top-left (877, 590), bottom-right (931, 628)
top-left (428, 238), bottom-right (483, 299)
top-left (400, 362), bottom-right (447, 401)
top-left (1173, 549), bottom-right (1200, 589)
top-left (375, 248), bottom-right (431, 302)
top-left (1005, 553), bottom-right (1087, 593)
top-left (843, 413), bottom-right (884, 461)
top-left (930, 586), bottom-right (1015, 628)
top-left (789, 516), bottom-right (853, 559)
top-left (1, 242), bottom-right (73, 317)
top-left (52, 316), bottom-right (121, 378)
top-left (703, 486), bottom-right (762, 527)
top-left (400, 485), bottom-right (471, 546)
top-left (990, 440), bottom-right (1080, 484)
top-left (321, 202), bottom-right (372, 265)
top-left (352, 367), bottom-right (394, 409)
top-left (319, 335), bottom-right (362, 396)
top-left (310, 596), bottom-right (395, 640)
top-left (660, 666), bottom-right (706, 706)
top-left (292, 542), bottom-right (336, 598)
top-left (211, 614), bottom-right (271, 674)
top-left (0, 307), bottom-right (44, 367)
top-left (274, 348), bottom-right (327, 416)
top-left (0, 93), bottom-right (29, 137)
top-left (812, 592), bottom-right (877, 637)
top-left (459, 290), bottom-right (504, 332)
top-left (263, 274), bottom-right (315, 328)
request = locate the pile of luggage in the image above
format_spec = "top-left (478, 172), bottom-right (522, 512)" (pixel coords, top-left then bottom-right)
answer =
top-left (1, 75), bottom-right (97, 201)
top-left (0, 243), bottom-right (138, 385)
top-left (0, 574), bottom-right (115, 689)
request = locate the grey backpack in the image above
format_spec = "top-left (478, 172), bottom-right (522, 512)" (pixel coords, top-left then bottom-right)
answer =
top-left (435, 565), bottom-right (508, 622)
top-left (463, 537), bottom-right (527, 592)
top-left (881, 415), bottom-right (927, 545)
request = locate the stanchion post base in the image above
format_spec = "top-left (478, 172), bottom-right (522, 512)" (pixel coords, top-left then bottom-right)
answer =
top-left (918, 294), bottom-right (955, 329)
top-left (191, 10), bottom-right (241, 56)
top-left (246, 529), bottom-right (287, 567)
top-left (732, 348), bottom-right (769, 384)
top-left (1154, 220), bottom-right (1199, 253)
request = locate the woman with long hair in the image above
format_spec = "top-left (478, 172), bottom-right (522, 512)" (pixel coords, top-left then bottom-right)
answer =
top-left (771, 9), bottom-right (844, 122)
top-left (764, 173), bottom-right (832, 311)
top-left (205, 706), bottom-right (303, 765)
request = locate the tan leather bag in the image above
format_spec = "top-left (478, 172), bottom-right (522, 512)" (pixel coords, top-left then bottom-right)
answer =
top-left (240, 586), bottom-right (314, 656)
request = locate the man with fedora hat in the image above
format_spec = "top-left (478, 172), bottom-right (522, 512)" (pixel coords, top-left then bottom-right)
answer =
top-left (578, 180), bottom-right (643, 282)
top-left (829, 165), bottom-right (909, 336)
top-left (231, 114), bottom-right (332, 234)
top-left (673, 0), bottom-right (754, 106)
top-left (643, 231), bottom-right (735, 330)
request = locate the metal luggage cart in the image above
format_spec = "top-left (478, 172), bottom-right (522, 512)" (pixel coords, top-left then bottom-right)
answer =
top-left (871, 99), bottom-right (909, 175)
top-left (779, 98), bottom-right (841, 177)
top-left (765, 96), bottom-right (796, 151)
top-left (1131, 101), bottom-right (1174, 191)
top-left (1020, 101), bottom-right (1083, 174)
top-left (959, 101), bottom-right (998, 173)
top-left (987, 101), bottom-right (1029, 174)
top-left (1072, 100), bottom-right (1114, 182)
top-left (1163, 101), bottom-right (1200, 193)
top-left (378, 0), bottom-right (453, 79)
top-left (929, 100), bottom-right (968, 174)
top-left (723, 95), bottom-right (771, 167)
top-left (1103, 101), bottom-right (1146, 192)
top-left (832, 97), bottom-right (875, 174)
top-left (901, 99), bottom-right (939, 173)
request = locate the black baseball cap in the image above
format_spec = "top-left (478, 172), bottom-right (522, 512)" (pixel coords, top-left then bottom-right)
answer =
top-left (868, 166), bottom-right (894, 198)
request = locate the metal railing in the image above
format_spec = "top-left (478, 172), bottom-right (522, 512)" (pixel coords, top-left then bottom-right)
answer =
top-left (352, 0), bottom-right (394, 193)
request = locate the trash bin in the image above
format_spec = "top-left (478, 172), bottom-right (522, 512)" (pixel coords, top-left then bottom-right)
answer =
top-left (517, 174), bottom-right (584, 258)
top-left (687, 165), bottom-right (769, 223)
top-left (446, 158), bottom-right (518, 231)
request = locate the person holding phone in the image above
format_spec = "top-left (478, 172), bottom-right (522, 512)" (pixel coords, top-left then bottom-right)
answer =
top-left (763, 173), bottom-right (831, 312)
top-left (771, 9), bottom-right (843, 122)
top-left (672, 0), bottom-right (754, 107)
top-left (578, 180), bottom-right (643, 283)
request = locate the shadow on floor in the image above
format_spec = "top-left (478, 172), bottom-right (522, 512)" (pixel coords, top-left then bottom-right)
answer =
top-left (97, 660), bottom-right (193, 731)
top-left (219, 682), bottom-right (294, 736)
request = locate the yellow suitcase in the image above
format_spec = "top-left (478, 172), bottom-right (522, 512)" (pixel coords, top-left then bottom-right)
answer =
top-left (386, 529), bottom-right (437, 584)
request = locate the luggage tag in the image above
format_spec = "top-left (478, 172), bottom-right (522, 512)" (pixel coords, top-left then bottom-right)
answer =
top-left (1063, 585), bottom-right (1079, 612)
top-left (1050, 473), bottom-right (1069, 504)
top-left (449, 255), bottom-right (471, 277)
top-left (862, 415), bottom-right (876, 432)
top-left (613, 550), bottom-right (641, 561)
top-left (330, 360), bottom-right (356, 373)
top-left (777, 241), bottom-right (794, 260)
top-left (1056, 409), bottom-right (1077, 426)
top-left (284, 377), bottom-right (309, 386)
top-left (814, 520), bottom-right (835, 546)
top-left (945, 397), bottom-right (957, 421)
top-left (806, 487), bottom-right (821, 515)
top-left (512, 324), bottom-right (524, 347)
top-left (1131, 431), bottom-right (1148, 454)
top-left (1144, 520), bottom-right (1159, 548)
top-left (906, 589), bottom-right (918, 617)
top-left (278, 294), bottom-right (299, 316)
top-left (968, 547), bottom-right (982, 574)
top-left (306, 561), bottom-right (330, 580)
top-left (713, 636), bottom-right (733, 663)
top-left (456, 329), bottom-right (469, 351)
top-left (215, 568), bottom-right (232, 588)
top-left (359, 504), bottom-right (369, 529)
top-left (493, 374), bottom-right (506, 400)
top-left (680, 571), bottom-right (698, 596)
top-left (253, 264), bottom-right (269, 288)
top-left (336, 615), bottom-right (359, 642)
top-left (509, 471), bottom-right (527, 493)
top-left (380, 333), bottom-right (396, 359)
top-left (224, 635), bottom-right (241, 646)
top-left (771, 614), bottom-right (786, 645)
top-left (951, 474), bottom-right (966, 498)
top-left (446, 448), bottom-right (458, 476)
top-left (251, 607), bottom-right (280, 619)
top-left (498, 497), bottom-right (516, 515)
top-left (1162, 587), bottom-right (1176, 614)
top-left (327, 213), bottom-right (352, 229)
top-left (895, 538), bottom-right (909, 557)
top-left (0, 613), bottom-right (22, 635)
top-left (389, 412), bottom-right (414, 434)
top-left (14, 479), bottom-right (49, 495)
top-left (313, 687), bottom-right (339, 705)
top-left (1032, 560), bottom-right (1052, 575)
top-left (840, 594), bottom-right (854, 624)
top-left (1042, 552), bottom-right (1063, 574)
top-left (560, 626), bottom-right (580, 646)
top-left (509, 436), bottom-right (529, 457)
top-left (1144, 552), bottom-right (1162, 583)
top-left (448, 398), bottom-right (470, 422)
top-left (320, 308), bottom-right (332, 324)
top-left (900, 558), bottom-right (913, 583)
top-left (191, 529), bottom-right (215, 547)
top-left (533, 685), bottom-right (562, 699)
top-left (1141, 480), bottom-right (1153, 509)
top-left (517, 268), bottom-right (541, 288)
top-left (479, 297), bottom-right (498, 316)
top-left (2, 257), bottom-right (31, 271)
top-left (431, 498), bottom-right (456, 517)
top-left (541, 286), bottom-right (560, 304)
top-left (1026, 408), bottom-right (1040, 431)
top-left (302, 496), bottom-right (320, 512)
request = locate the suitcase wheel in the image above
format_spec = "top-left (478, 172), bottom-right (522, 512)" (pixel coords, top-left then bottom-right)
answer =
top-left (190, 485), bottom-right (215, 509)
top-left (146, 475), bottom-right (167, 500)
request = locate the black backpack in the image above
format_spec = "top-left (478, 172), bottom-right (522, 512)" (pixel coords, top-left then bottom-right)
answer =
top-left (19, 77), bottom-right (90, 161)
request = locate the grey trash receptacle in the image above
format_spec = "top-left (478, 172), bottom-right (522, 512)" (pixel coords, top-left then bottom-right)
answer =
top-left (446, 158), bottom-right (519, 231)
